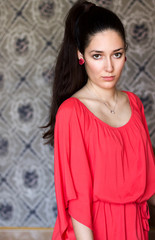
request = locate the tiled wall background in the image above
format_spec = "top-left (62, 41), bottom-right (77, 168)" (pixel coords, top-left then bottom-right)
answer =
top-left (0, 0), bottom-right (154, 228)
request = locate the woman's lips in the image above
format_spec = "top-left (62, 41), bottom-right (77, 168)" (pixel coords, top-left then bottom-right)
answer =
top-left (102, 76), bottom-right (115, 81)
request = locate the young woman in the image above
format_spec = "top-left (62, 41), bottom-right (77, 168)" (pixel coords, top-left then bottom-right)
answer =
top-left (43, 1), bottom-right (155, 239)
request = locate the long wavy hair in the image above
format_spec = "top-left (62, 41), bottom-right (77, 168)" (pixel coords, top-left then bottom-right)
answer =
top-left (42, 0), bottom-right (127, 146)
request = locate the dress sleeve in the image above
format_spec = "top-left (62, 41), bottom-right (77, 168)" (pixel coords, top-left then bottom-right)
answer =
top-left (53, 100), bottom-right (93, 239)
top-left (136, 96), bottom-right (155, 200)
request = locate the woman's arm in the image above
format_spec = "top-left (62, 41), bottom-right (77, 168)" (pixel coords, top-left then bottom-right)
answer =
top-left (148, 194), bottom-right (155, 206)
top-left (71, 217), bottom-right (94, 240)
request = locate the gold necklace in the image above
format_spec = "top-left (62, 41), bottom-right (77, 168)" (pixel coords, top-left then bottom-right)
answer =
top-left (86, 84), bottom-right (118, 114)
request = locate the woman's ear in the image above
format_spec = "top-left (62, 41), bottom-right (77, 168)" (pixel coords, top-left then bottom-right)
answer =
top-left (77, 49), bottom-right (84, 60)
top-left (77, 50), bottom-right (85, 65)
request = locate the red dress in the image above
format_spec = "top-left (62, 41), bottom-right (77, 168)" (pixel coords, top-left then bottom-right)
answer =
top-left (52, 91), bottom-right (155, 240)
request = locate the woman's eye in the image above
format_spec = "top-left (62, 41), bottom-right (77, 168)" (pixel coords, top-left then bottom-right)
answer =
top-left (93, 54), bottom-right (101, 60)
top-left (114, 52), bottom-right (122, 59)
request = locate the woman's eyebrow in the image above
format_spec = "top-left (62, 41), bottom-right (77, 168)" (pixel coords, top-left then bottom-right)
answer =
top-left (90, 50), bottom-right (103, 53)
top-left (113, 48), bottom-right (124, 52)
top-left (90, 48), bottom-right (124, 53)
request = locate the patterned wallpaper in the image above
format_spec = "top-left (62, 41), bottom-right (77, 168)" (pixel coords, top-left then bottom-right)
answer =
top-left (0, 0), bottom-right (154, 228)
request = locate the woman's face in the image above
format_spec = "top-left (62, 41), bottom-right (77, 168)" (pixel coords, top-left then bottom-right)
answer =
top-left (78, 30), bottom-right (126, 90)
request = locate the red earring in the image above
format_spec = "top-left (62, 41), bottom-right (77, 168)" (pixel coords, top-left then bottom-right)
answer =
top-left (79, 58), bottom-right (85, 65)
top-left (125, 56), bottom-right (127, 62)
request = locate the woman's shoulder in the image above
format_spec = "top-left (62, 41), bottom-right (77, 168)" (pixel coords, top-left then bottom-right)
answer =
top-left (57, 87), bottom-right (87, 115)
top-left (123, 90), bottom-right (143, 106)
top-left (56, 97), bottom-right (80, 120)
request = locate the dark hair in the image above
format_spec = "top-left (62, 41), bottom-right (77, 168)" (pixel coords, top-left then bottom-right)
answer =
top-left (42, 0), bottom-right (127, 146)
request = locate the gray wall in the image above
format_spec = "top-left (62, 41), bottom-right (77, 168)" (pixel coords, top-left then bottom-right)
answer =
top-left (0, 0), bottom-right (154, 227)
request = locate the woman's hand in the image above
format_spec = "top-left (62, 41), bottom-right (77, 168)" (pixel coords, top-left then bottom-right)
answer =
top-left (148, 194), bottom-right (155, 206)
top-left (71, 217), bottom-right (94, 240)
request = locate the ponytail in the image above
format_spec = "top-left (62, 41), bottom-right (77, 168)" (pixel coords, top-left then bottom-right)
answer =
top-left (42, 0), bottom-right (94, 146)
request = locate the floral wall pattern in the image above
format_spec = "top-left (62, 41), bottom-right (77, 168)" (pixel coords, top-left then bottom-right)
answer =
top-left (0, 0), bottom-right (154, 228)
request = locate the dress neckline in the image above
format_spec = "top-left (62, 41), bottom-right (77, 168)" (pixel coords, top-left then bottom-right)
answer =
top-left (70, 91), bottom-right (134, 130)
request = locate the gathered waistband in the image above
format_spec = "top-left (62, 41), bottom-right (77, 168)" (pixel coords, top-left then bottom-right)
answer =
top-left (92, 200), bottom-right (150, 232)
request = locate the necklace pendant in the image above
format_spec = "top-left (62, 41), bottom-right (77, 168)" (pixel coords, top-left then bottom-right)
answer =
top-left (111, 110), bottom-right (115, 114)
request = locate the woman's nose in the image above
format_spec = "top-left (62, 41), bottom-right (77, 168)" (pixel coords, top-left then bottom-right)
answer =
top-left (104, 57), bottom-right (113, 72)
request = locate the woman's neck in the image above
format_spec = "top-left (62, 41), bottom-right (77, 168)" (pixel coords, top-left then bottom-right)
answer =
top-left (85, 80), bottom-right (118, 103)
